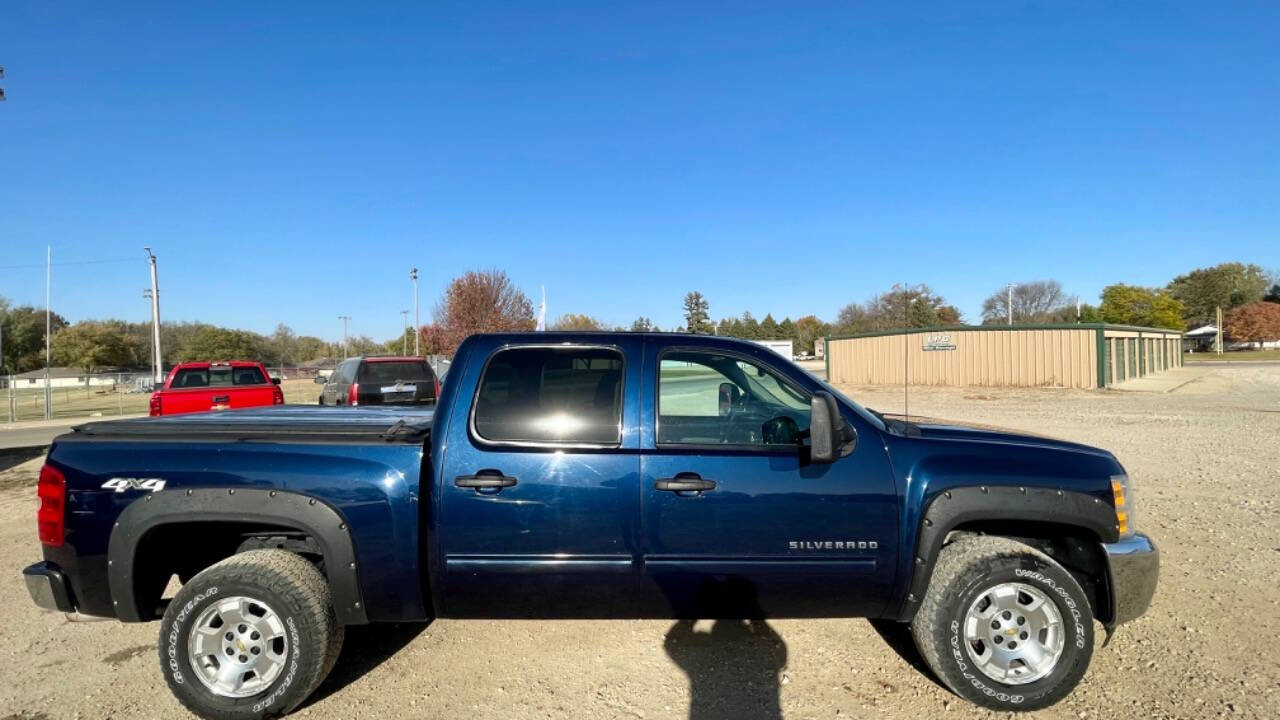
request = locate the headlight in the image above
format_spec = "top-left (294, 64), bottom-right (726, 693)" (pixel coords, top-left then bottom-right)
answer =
top-left (1111, 474), bottom-right (1136, 537)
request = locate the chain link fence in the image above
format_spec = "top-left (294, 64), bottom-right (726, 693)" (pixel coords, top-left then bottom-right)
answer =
top-left (3, 372), bottom-right (156, 422)
top-left (4, 356), bottom-right (452, 423)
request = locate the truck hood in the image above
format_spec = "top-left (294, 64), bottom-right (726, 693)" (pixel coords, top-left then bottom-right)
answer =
top-left (69, 405), bottom-right (434, 442)
top-left (880, 413), bottom-right (1112, 458)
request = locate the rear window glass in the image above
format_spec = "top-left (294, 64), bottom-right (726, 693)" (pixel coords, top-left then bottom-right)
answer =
top-left (171, 366), bottom-right (267, 388)
top-left (473, 347), bottom-right (623, 445)
top-left (358, 361), bottom-right (434, 384)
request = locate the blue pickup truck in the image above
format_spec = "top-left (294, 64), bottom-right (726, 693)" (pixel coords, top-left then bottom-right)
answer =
top-left (24, 332), bottom-right (1157, 718)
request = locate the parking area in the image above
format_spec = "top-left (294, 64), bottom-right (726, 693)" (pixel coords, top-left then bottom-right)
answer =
top-left (1, 365), bottom-right (1277, 719)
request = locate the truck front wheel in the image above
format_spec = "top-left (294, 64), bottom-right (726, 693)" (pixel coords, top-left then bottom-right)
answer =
top-left (158, 549), bottom-right (344, 719)
top-left (910, 536), bottom-right (1094, 711)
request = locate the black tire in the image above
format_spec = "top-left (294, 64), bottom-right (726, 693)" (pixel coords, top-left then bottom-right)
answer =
top-left (910, 536), bottom-right (1094, 712)
top-left (158, 550), bottom-right (344, 720)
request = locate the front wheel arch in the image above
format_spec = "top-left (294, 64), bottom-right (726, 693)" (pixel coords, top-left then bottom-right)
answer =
top-left (896, 486), bottom-right (1119, 623)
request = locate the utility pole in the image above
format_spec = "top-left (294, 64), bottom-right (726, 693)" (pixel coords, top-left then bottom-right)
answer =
top-left (44, 246), bottom-right (52, 419)
top-left (144, 247), bottom-right (163, 384)
top-left (338, 316), bottom-right (350, 359)
top-left (1006, 283), bottom-right (1016, 326)
top-left (400, 310), bottom-right (409, 355)
top-left (409, 268), bottom-right (420, 356)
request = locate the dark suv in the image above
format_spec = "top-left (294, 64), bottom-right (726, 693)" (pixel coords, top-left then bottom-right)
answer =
top-left (318, 356), bottom-right (440, 406)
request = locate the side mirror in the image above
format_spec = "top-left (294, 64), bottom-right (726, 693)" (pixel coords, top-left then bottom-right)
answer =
top-left (718, 382), bottom-right (740, 417)
top-left (810, 391), bottom-right (856, 463)
top-left (313, 376), bottom-right (327, 384)
top-left (272, 377), bottom-right (282, 385)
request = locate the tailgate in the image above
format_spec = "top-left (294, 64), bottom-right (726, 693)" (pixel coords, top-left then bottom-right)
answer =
top-left (160, 386), bottom-right (276, 415)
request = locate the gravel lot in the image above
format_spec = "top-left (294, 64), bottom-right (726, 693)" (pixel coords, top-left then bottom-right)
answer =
top-left (2, 365), bottom-right (1278, 719)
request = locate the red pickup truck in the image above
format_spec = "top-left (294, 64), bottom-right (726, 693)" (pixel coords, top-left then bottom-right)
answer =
top-left (149, 361), bottom-right (285, 416)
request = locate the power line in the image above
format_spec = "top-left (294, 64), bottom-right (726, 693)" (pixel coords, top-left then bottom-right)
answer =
top-left (0, 257), bottom-right (139, 270)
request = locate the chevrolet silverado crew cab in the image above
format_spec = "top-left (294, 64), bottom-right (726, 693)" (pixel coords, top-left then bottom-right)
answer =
top-left (150, 361), bottom-right (284, 416)
top-left (24, 332), bottom-right (1158, 719)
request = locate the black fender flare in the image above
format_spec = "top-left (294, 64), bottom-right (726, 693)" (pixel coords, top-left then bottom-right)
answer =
top-left (895, 485), bottom-right (1119, 622)
top-left (108, 488), bottom-right (368, 625)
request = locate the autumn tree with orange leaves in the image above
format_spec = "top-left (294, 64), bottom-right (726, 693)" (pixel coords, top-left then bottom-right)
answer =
top-left (1223, 302), bottom-right (1280, 347)
top-left (426, 270), bottom-right (536, 355)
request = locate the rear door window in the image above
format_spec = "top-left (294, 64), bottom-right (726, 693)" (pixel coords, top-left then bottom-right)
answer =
top-left (358, 361), bottom-right (434, 384)
top-left (472, 347), bottom-right (623, 446)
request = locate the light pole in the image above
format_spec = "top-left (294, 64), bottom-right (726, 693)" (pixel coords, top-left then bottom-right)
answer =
top-left (338, 316), bottom-right (350, 359)
top-left (400, 310), bottom-right (409, 355)
top-left (144, 247), bottom-right (163, 383)
top-left (44, 246), bottom-right (52, 419)
top-left (409, 268), bottom-right (419, 356)
top-left (1005, 283), bottom-right (1016, 326)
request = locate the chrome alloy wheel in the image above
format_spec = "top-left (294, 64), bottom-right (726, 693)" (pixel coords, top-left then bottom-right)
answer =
top-left (187, 596), bottom-right (290, 698)
top-left (963, 582), bottom-right (1065, 685)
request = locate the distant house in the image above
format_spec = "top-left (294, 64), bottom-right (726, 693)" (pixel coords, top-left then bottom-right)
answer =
top-left (11, 367), bottom-right (125, 389)
top-left (1185, 324), bottom-right (1280, 351)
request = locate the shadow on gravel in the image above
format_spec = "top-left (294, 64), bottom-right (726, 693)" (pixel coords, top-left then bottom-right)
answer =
top-left (868, 618), bottom-right (948, 691)
top-left (303, 621), bottom-right (430, 707)
top-left (663, 579), bottom-right (787, 720)
top-left (0, 446), bottom-right (45, 475)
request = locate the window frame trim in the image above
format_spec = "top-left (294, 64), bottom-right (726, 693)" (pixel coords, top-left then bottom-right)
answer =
top-left (467, 342), bottom-right (627, 451)
top-left (654, 345), bottom-right (813, 453)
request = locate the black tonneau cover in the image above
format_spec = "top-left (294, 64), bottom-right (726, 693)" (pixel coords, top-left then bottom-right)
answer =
top-left (64, 406), bottom-right (433, 444)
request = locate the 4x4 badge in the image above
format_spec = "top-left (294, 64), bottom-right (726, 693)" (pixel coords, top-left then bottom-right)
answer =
top-left (101, 477), bottom-right (167, 493)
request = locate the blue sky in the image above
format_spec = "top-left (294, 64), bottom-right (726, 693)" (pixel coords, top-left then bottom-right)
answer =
top-left (2, 1), bottom-right (1277, 341)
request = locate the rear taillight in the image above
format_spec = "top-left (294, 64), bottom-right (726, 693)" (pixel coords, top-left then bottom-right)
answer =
top-left (348, 383), bottom-right (359, 406)
top-left (434, 378), bottom-right (441, 400)
top-left (37, 464), bottom-right (66, 547)
top-left (149, 393), bottom-right (161, 416)
top-left (273, 386), bottom-right (285, 405)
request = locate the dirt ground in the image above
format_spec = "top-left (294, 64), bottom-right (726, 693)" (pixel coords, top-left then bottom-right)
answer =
top-left (2, 366), bottom-right (1278, 719)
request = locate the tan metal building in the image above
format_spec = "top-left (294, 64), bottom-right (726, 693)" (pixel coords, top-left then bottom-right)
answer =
top-left (824, 324), bottom-right (1183, 390)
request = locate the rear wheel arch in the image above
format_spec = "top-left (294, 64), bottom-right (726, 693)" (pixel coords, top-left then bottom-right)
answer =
top-left (896, 486), bottom-right (1119, 623)
top-left (108, 488), bottom-right (367, 625)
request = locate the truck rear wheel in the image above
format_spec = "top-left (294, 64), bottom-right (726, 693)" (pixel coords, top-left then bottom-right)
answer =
top-left (158, 549), bottom-right (344, 719)
top-left (910, 536), bottom-right (1093, 711)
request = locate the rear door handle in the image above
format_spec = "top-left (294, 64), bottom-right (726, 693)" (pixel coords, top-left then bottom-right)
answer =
top-left (211, 395), bottom-right (230, 403)
top-left (455, 472), bottom-right (518, 489)
top-left (655, 474), bottom-right (716, 492)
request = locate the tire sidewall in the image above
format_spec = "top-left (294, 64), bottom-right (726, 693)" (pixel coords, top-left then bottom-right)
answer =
top-left (940, 554), bottom-right (1093, 710)
top-left (160, 576), bottom-right (318, 719)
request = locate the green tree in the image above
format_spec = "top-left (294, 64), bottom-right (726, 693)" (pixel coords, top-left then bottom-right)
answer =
top-left (738, 311), bottom-right (760, 339)
top-left (629, 317), bottom-right (656, 332)
top-left (178, 326), bottom-right (268, 362)
top-left (1167, 262), bottom-right (1269, 328)
top-left (778, 317), bottom-right (796, 343)
top-left (551, 313), bottom-right (605, 331)
top-left (759, 313), bottom-right (780, 339)
top-left (836, 284), bottom-right (960, 333)
top-left (682, 291), bottom-right (712, 334)
top-left (1100, 284), bottom-right (1185, 330)
top-left (50, 322), bottom-right (137, 373)
top-left (1264, 284), bottom-right (1280, 303)
top-left (1, 305), bottom-right (69, 372)
top-left (269, 324), bottom-right (297, 367)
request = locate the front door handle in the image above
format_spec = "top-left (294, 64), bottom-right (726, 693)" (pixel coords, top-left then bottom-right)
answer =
top-left (455, 472), bottom-right (518, 489)
top-left (655, 474), bottom-right (716, 492)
